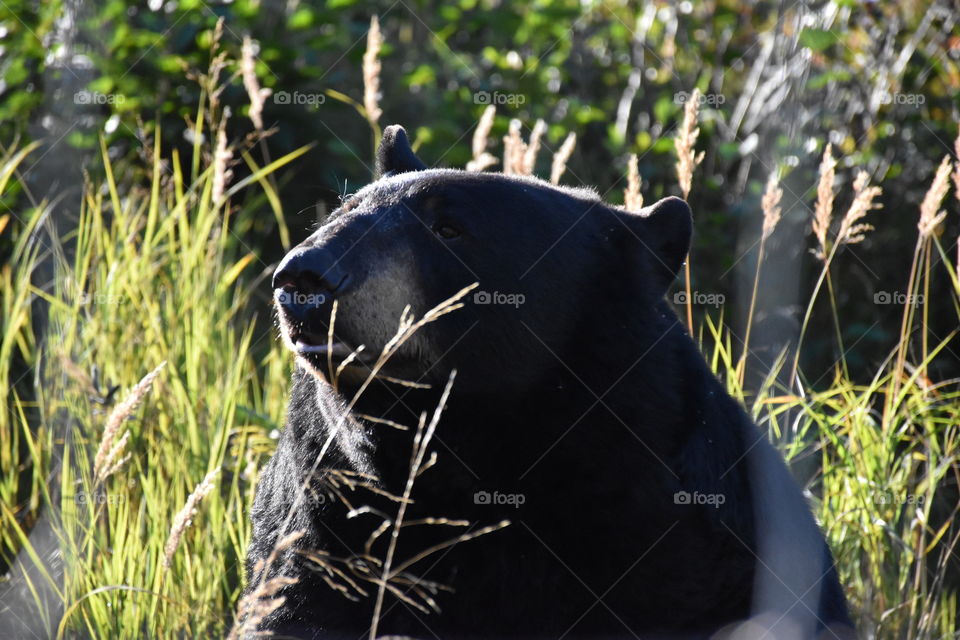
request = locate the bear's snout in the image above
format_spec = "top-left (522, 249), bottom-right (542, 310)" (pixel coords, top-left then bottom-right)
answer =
top-left (274, 245), bottom-right (349, 293)
top-left (273, 246), bottom-right (351, 324)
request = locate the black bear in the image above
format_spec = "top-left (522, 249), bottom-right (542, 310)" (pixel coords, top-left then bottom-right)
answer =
top-left (245, 125), bottom-right (854, 639)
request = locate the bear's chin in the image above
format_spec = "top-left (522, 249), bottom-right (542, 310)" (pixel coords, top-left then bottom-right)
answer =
top-left (293, 348), bottom-right (432, 393)
top-left (294, 352), bottom-right (371, 385)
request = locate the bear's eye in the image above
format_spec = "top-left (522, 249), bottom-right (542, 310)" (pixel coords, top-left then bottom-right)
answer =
top-left (432, 222), bottom-right (461, 240)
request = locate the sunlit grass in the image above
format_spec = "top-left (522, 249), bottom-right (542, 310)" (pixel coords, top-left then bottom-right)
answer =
top-left (0, 98), bottom-right (309, 637)
top-left (701, 313), bottom-right (960, 638)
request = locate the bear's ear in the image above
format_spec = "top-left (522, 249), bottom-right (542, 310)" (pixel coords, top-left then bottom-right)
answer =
top-left (618, 196), bottom-right (692, 295)
top-left (376, 125), bottom-right (427, 178)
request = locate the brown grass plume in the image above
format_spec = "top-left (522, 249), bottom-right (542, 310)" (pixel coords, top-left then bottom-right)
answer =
top-left (93, 361), bottom-right (166, 483)
top-left (363, 16), bottom-right (383, 128)
top-left (674, 89), bottom-right (704, 199)
top-left (624, 154), bottom-right (643, 211)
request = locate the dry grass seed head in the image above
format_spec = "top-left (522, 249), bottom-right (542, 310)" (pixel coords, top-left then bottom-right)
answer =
top-left (502, 119), bottom-right (525, 175)
top-left (363, 16), bottom-right (383, 126)
top-left (521, 119), bottom-right (547, 175)
top-left (550, 132), bottom-right (577, 184)
top-left (674, 88), bottom-right (704, 199)
top-left (227, 543), bottom-right (302, 640)
top-left (200, 19), bottom-right (231, 112)
top-left (761, 173), bottom-right (783, 241)
top-left (230, 529), bottom-right (307, 636)
top-left (162, 468), bottom-right (220, 569)
top-left (919, 155), bottom-right (952, 238)
top-left (241, 36), bottom-right (271, 132)
top-left (812, 143), bottom-right (837, 260)
top-left (466, 105), bottom-right (498, 172)
top-left (93, 361), bottom-right (166, 483)
top-left (624, 153), bottom-right (643, 211)
top-left (212, 107), bottom-right (234, 205)
top-left (954, 128), bottom-right (960, 202)
top-left (836, 170), bottom-right (882, 247)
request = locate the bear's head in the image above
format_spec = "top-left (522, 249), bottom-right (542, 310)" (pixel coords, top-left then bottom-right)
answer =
top-left (273, 125), bottom-right (691, 400)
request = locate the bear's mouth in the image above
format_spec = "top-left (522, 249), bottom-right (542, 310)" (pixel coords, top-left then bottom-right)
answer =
top-left (273, 294), bottom-right (370, 367)
top-left (287, 329), bottom-right (369, 364)
top-left (291, 334), bottom-right (353, 357)
top-left (275, 300), bottom-right (424, 383)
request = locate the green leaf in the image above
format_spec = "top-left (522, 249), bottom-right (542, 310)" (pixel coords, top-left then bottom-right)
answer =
top-left (634, 131), bottom-right (652, 152)
top-left (287, 8), bottom-right (315, 30)
top-left (717, 141), bottom-right (740, 159)
top-left (807, 68), bottom-right (851, 90)
top-left (653, 95), bottom-right (675, 124)
top-left (799, 28), bottom-right (837, 52)
top-left (405, 64), bottom-right (436, 88)
top-left (652, 137), bottom-right (674, 153)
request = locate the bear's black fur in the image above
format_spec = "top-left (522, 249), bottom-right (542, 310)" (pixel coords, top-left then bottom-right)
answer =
top-left (245, 126), bottom-right (854, 639)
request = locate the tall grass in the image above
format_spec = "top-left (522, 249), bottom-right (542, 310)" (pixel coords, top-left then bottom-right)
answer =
top-left (696, 137), bottom-right (959, 637)
top-left (1, 34), bottom-right (959, 637)
top-left (0, 42), bottom-right (309, 635)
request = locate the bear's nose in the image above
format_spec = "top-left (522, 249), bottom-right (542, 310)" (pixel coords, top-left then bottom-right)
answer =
top-left (273, 247), bottom-right (350, 295)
